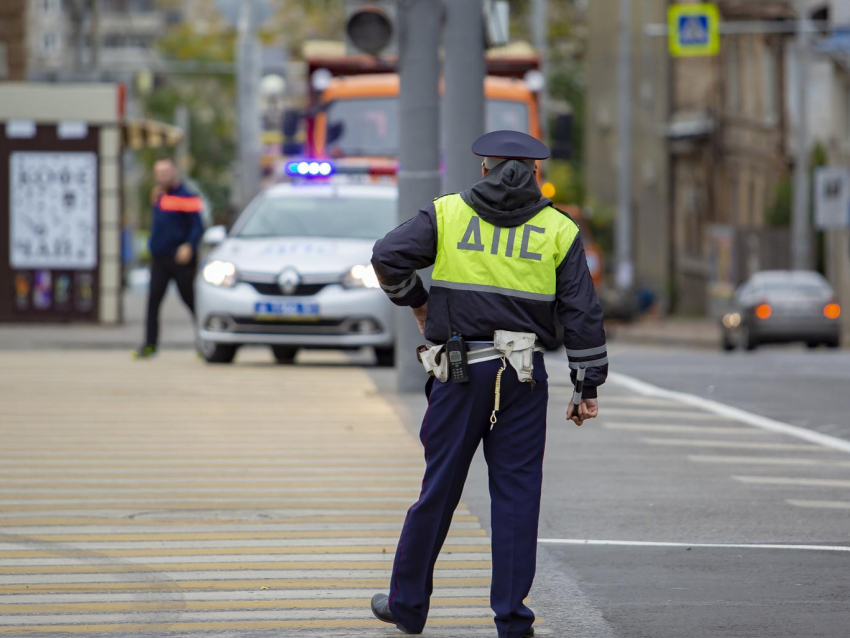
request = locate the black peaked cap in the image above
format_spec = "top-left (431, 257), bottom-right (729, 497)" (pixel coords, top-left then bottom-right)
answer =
top-left (471, 129), bottom-right (550, 160)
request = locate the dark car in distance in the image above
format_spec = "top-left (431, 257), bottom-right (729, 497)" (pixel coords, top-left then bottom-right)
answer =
top-left (721, 271), bottom-right (842, 351)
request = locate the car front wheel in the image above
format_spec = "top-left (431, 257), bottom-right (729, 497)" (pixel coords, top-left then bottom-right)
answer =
top-left (740, 324), bottom-right (758, 351)
top-left (271, 346), bottom-right (299, 364)
top-left (375, 347), bottom-right (395, 367)
top-left (198, 340), bottom-right (238, 364)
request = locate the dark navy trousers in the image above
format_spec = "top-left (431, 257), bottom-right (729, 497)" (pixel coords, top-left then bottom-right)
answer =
top-left (388, 354), bottom-right (548, 638)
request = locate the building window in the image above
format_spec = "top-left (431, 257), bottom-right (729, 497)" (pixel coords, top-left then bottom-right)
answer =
top-left (39, 32), bottom-right (59, 55)
top-left (843, 84), bottom-right (850, 148)
top-left (726, 40), bottom-right (739, 116)
top-left (39, 0), bottom-right (59, 15)
top-left (761, 40), bottom-right (778, 125)
top-left (727, 168), bottom-right (739, 225)
top-left (130, 0), bottom-right (156, 11)
top-left (740, 39), bottom-right (754, 119)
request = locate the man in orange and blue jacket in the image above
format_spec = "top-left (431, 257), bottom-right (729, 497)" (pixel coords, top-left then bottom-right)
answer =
top-left (133, 156), bottom-right (204, 359)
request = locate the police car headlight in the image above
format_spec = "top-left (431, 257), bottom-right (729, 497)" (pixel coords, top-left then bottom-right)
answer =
top-left (202, 260), bottom-right (238, 287)
top-left (343, 264), bottom-right (380, 289)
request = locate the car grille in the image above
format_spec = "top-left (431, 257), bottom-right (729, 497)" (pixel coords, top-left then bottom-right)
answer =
top-left (247, 282), bottom-right (329, 296)
top-left (231, 317), bottom-right (382, 335)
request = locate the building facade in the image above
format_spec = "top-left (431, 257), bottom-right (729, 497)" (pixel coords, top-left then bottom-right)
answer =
top-left (24, 0), bottom-right (182, 79)
top-left (587, 0), bottom-right (801, 315)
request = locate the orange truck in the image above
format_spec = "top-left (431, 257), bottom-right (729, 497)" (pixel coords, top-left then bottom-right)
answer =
top-left (287, 42), bottom-right (542, 161)
top-left (279, 43), bottom-right (603, 288)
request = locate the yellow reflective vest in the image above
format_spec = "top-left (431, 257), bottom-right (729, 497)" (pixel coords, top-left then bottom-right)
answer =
top-left (431, 193), bottom-right (579, 302)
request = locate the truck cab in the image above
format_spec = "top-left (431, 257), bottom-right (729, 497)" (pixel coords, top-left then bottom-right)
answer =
top-left (313, 74), bottom-right (539, 159)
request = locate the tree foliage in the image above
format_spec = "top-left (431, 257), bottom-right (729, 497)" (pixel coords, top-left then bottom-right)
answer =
top-left (136, 21), bottom-right (237, 228)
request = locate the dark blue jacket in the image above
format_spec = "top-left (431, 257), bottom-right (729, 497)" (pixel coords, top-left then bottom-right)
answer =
top-left (372, 161), bottom-right (607, 397)
top-left (149, 182), bottom-right (204, 259)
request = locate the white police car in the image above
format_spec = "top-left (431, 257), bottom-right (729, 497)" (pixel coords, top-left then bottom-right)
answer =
top-left (195, 178), bottom-right (397, 365)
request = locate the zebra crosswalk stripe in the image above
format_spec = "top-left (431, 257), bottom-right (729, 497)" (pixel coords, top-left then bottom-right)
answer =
top-left (0, 351), bottom-right (503, 635)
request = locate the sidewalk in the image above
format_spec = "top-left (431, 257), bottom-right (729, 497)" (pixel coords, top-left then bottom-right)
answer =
top-left (0, 294), bottom-right (721, 352)
top-left (0, 289), bottom-right (195, 350)
top-left (607, 316), bottom-right (720, 349)
top-left (0, 349), bottom-right (499, 636)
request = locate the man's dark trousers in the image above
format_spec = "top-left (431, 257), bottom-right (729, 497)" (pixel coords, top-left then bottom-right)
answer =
top-left (145, 255), bottom-right (197, 347)
top-left (388, 354), bottom-right (548, 638)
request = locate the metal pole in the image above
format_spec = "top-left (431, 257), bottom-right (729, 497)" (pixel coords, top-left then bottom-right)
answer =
top-left (531, 0), bottom-right (549, 139)
top-left (444, 0), bottom-right (485, 192)
top-left (792, 0), bottom-right (811, 270)
top-left (397, 0), bottom-right (441, 392)
top-left (175, 104), bottom-right (191, 175)
top-left (90, 0), bottom-right (99, 71)
top-left (615, 0), bottom-right (633, 289)
top-left (236, 0), bottom-right (262, 210)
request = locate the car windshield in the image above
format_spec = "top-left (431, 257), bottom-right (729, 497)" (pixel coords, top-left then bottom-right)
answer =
top-left (755, 279), bottom-right (831, 298)
top-left (325, 97), bottom-right (529, 156)
top-left (236, 194), bottom-right (397, 240)
top-left (752, 277), bottom-right (832, 298)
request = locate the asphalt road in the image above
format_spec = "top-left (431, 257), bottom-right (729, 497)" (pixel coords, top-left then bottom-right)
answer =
top-left (605, 344), bottom-right (850, 443)
top-left (375, 343), bottom-right (850, 638)
top-left (3, 316), bottom-right (848, 637)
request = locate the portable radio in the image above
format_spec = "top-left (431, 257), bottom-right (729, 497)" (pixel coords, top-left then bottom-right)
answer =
top-left (445, 332), bottom-right (469, 383)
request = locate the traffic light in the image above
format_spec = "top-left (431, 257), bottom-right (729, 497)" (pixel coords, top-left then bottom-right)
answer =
top-left (346, 1), bottom-right (396, 56)
top-left (550, 112), bottom-right (573, 161)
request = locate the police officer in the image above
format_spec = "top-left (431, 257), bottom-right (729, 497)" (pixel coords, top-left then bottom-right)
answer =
top-left (368, 130), bottom-right (608, 638)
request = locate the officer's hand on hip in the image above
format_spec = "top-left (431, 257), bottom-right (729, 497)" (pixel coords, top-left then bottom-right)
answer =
top-left (567, 398), bottom-right (599, 426)
top-left (411, 302), bottom-right (428, 335)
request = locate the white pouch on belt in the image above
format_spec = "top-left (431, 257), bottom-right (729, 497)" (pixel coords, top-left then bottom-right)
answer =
top-left (493, 330), bottom-right (538, 383)
top-left (416, 344), bottom-right (449, 383)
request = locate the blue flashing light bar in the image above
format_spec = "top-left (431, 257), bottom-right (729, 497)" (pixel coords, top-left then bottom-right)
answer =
top-left (285, 160), bottom-right (335, 178)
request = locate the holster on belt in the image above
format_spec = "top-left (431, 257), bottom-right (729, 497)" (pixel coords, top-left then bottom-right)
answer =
top-left (493, 330), bottom-right (538, 384)
top-left (416, 344), bottom-right (449, 382)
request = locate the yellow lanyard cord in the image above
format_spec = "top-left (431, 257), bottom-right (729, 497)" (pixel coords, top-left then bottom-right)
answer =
top-left (490, 356), bottom-right (507, 428)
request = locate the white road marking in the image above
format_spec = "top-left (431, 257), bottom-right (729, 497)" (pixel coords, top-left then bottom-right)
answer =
top-left (594, 408), bottom-right (720, 420)
top-left (0, 607), bottom-right (496, 625)
top-left (603, 423), bottom-right (767, 435)
top-left (0, 569), bottom-right (492, 585)
top-left (0, 553), bottom-right (492, 566)
top-left (688, 455), bottom-right (850, 467)
top-left (0, 467), bottom-right (426, 476)
top-left (733, 476), bottom-right (850, 488)
top-left (611, 372), bottom-right (850, 454)
top-left (786, 499), bottom-right (850, 510)
top-left (0, 587), bottom-right (492, 604)
top-left (597, 396), bottom-right (679, 407)
top-left (538, 538), bottom-right (850, 552)
top-left (0, 508), bottom-right (426, 519)
top-left (642, 438), bottom-right (825, 451)
top-left (0, 520), bottom-right (478, 534)
top-left (0, 537), bottom-right (488, 551)
top-left (0, 476), bottom-right (420, 485)
top-left (0, 486), bottom-right (422, 495)
top-left (0, 496), bottom-right (422, 506)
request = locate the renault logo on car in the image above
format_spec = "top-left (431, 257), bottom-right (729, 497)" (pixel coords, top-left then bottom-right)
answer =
top-left (278, 268), bottom-right (301, 295)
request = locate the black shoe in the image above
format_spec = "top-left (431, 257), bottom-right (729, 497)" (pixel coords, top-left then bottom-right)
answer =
top-left (522, 629), bottom-right (534, 638)
top-left (370, 593), bottom-right (420, 634)
top-left (131, 344), bottom-right (157, 359)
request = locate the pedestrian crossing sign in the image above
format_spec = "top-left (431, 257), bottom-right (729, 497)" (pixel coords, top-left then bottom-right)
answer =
top-left (668, 3), bottom-right (720, 57)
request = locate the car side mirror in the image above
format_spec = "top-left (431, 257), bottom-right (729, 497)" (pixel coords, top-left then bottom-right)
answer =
top-left (202, 225), bottom-right (227, 247)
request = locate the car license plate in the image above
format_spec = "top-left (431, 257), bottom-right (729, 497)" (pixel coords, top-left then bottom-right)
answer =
top-left (254, 301), bottom-right (320, 321)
